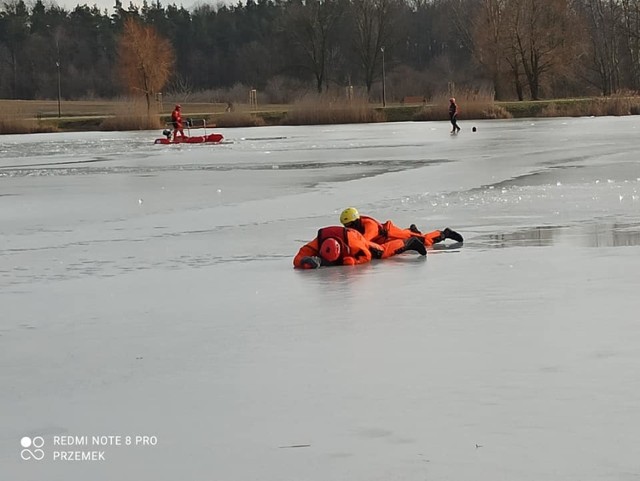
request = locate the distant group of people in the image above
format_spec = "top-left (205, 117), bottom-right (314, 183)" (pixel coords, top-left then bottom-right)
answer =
top-left (294, 207), bottom-right (463, 269)
top-left (171, 98), bottom-right (462, 141)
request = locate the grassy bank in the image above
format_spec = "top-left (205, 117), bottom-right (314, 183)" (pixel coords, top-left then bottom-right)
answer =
top-left (0, 102), bottom-right (60, 133)
top-left (2, 95), bottom-right (639, 134)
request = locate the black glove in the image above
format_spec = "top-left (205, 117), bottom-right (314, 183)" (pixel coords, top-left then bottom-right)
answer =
top-left (370, 248), bottom-right (383, 259)
top-left (300, 256), bottom-right (322, 269)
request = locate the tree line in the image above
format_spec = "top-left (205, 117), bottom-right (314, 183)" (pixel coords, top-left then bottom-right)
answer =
top-left (2, 0), bottom-right (640, 103)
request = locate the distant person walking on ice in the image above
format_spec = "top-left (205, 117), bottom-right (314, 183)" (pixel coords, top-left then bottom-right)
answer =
top-left (171, 104), bottom-right (185, 139)
top-left (449, 97), bottom-right (461, 134)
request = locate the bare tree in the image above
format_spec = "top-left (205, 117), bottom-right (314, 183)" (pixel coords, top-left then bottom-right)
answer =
top-left (284, 0), bottom-right (343, 93)
top-left (116, 18), bottom-right (175, 115)
top-left (350, 0), bottom-right (400, 93)
top-left (471, 0), bottom-right (509, 98)
top-left (621, 0), bottom-right (640, 89)
top-left (578, 0), bottom-right (622, 95)
top-left (504, 0), bottom-right (577, 99)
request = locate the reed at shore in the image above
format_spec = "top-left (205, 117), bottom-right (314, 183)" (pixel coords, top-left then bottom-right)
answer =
top-left (0, 104), bottom-right (59, 134)
top-left (281, 95), bottom-right (384, 125)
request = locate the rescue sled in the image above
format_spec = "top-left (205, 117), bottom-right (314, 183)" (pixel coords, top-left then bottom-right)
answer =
top-left (154, 119), bottom-right (223, 145)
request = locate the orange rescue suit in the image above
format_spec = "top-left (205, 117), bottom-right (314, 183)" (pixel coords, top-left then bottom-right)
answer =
top-left (357, 215), bottom-right (443, 247)
top-left (171, 108), bottom-right (183, 129)
top-left (293, 226), bottom-right (407, 268)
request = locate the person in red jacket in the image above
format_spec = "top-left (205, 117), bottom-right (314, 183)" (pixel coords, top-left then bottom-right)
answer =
top-left (339, 207), bottom-right (463, 247)
top-left (171, 104), bottom-right (185, 139)
top-left (293, 226), bottom-right (426, 269)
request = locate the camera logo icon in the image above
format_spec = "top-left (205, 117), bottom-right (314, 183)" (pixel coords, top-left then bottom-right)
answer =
top-left (20, 436), bottom-right (45, 461)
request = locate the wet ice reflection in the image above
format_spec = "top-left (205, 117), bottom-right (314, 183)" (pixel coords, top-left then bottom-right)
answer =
top-left (479, 222), bottom-right (640, 248)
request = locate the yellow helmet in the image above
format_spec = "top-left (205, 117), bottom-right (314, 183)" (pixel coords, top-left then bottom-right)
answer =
top-left (340, 207), bottom-right (360, 225)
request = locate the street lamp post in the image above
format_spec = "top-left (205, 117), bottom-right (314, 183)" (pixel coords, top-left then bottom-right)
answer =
top-left (55, 38), bottom-right (61, 118)
top-left (46, 24), bottom-right (62, 118)
top-left (381, 46), bottom-right (386, 108)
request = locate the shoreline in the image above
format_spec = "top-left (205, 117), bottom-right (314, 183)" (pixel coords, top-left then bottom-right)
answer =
top-left (1, 97), bottom-right (639, 134)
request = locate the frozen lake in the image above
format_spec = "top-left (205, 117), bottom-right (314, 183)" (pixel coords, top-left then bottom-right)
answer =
top-left (2, 117), bottom-right (640, 480)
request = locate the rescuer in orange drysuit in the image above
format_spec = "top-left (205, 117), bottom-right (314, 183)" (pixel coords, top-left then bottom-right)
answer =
top-left (171, 104), bottom-right (185, 139)
top-left (293, 226), bottom-right (426, 269)
top-left (339, 207), bottom-right (463, 247)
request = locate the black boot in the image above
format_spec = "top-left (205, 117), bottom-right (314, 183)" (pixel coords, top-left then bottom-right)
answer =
top-left (402, 236), bottom-right (427, 256)
top-left (409, 224), bottom-right (422, 234)
top-left (443, 228), bottom-right (463, 243)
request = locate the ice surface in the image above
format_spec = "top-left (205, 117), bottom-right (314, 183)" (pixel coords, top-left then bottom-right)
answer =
top-left (2, 118), bottom-right (640, 480)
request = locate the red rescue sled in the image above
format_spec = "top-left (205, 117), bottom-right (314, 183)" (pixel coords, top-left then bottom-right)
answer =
top-left (154, 118), bottom-right (223, 145)
top-left (154, 133), bottom-right (223, 145)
